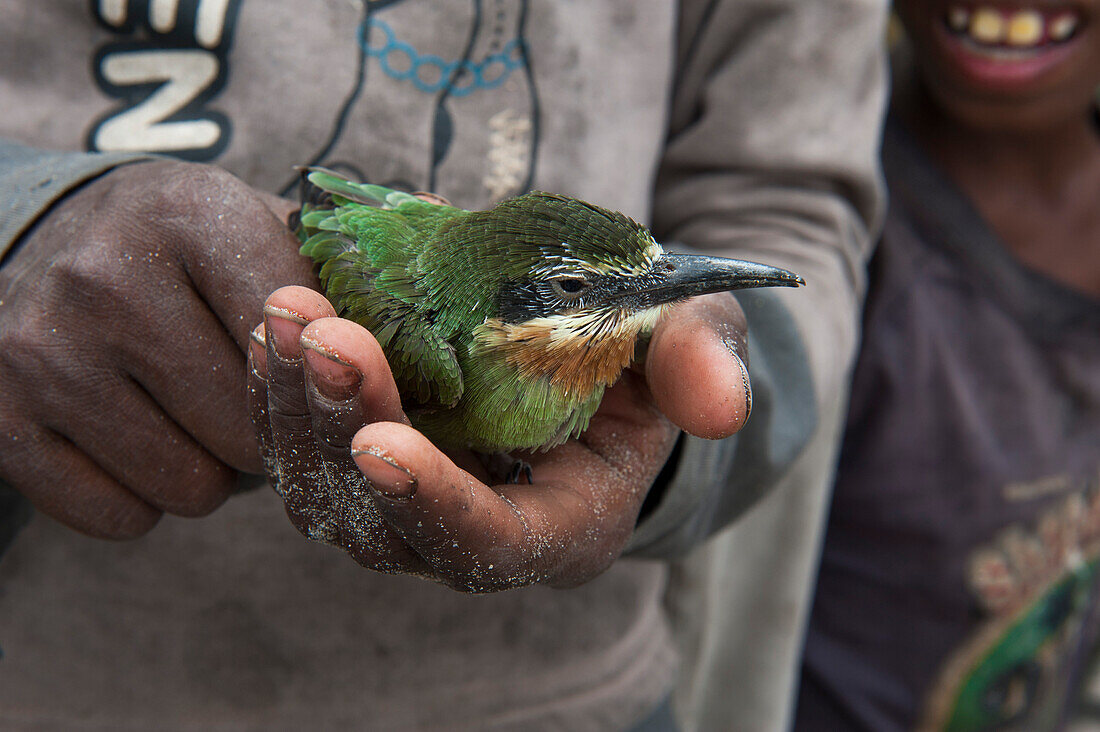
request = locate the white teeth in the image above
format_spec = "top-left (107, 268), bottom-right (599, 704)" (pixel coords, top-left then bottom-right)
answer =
top-left (954, 7), bottom-right (1083, 49)
top-left (948, 6), bottom-right (972, 32)
top-left (1049, 13), bottom-right (1080, 41)
top-left (970, 8), bottom-right (1007, 43)
top-left (1006, 10), bottom-right (1044, 46)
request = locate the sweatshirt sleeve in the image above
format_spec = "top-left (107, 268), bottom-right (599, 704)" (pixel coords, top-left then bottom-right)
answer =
top-left (0, 138), bottom-right (153, 260)
top-left (626, 0), bottom-right (888, 556)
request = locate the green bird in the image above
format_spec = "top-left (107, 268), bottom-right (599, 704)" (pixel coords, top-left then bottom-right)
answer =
top-left (296, 168), bottom-right (803, 455)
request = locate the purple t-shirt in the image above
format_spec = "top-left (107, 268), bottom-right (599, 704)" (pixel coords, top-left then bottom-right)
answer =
top-left (795, 121), bottom-right (1100, 731)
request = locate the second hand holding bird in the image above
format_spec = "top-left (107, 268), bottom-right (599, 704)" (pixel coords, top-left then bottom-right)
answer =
top-left (251, 286), bottom-right (752, 592)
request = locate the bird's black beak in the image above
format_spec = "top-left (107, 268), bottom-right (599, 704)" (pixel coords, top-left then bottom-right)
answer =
top-left (619, 253), bottom-right (804, 309)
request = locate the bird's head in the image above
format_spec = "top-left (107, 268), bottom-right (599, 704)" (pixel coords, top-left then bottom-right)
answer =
top-left (448, 192), bottom-right (804, 397)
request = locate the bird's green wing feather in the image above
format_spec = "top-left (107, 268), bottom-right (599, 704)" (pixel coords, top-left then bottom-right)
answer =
top-left (333, 256), bottom-right (464, 409)
top-left (297, 172), bottom-right (465, 410)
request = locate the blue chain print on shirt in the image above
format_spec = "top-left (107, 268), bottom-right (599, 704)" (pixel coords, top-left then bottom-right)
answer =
top-left (359, 17), bottom-right (522, 96)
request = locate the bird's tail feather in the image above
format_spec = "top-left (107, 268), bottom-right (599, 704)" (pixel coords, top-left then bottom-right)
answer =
top-left (297, 166), bottom-right (421, 210)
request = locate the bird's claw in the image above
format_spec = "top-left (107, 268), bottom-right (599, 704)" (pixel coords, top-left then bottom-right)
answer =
top-left (477, 451), bottom-right (535, 485)
top-left (506, 459), bottom-right (534, 486)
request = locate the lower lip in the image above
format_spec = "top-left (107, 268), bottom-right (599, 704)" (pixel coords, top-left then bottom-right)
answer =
top-left (934, 23), bottom-right (1082, 90)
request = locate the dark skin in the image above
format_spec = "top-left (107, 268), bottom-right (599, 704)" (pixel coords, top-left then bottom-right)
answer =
top-left (894, 0), bottom-right (1100, 298)
top-left (0, 161), bottom-right (752, 590)
top-left (249, 285), bottom-right (751, 591)
top-left (0, 160), bottom-right (313, 537)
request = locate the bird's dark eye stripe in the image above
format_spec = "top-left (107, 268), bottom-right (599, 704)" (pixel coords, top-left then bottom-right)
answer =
top-left (498, 274), bottom-right (606, 324)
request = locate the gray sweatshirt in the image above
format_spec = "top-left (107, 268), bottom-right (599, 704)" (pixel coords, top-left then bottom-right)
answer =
top-left (0, 1), bottom-right (886, 729)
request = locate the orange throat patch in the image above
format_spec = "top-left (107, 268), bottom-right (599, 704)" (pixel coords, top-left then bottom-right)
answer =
top-left (474, 307), bottom-right (665, 398)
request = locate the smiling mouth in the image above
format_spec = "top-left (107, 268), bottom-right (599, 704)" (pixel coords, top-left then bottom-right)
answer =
top-left (944, 5), bottom-right (1083, 55)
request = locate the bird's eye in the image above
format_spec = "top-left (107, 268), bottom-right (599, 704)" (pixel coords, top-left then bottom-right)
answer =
top-left (550, 277), bottom-right (590, 299)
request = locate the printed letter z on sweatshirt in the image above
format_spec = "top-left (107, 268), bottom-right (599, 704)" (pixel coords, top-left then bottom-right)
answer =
top-left (88, 0), bottom-right (241, 160)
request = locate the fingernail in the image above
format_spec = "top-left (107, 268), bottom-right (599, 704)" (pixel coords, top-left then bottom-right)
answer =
top-left (717, 324), bottom-right (747, 365)
top-left (412, 191), bottom-right (452, 206)
top-left (263, 306), bottom-right (308, 359)
top-left (302, 343), bottom-right (361, 400)
top-left (715, 324), bottom-right (751, 419)
top-left (351, 450), bottom-right (417, 499)
top-left (249, 325), bottom-right (267, 376)
top-left (734, 353), bottom-right (752, 419)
